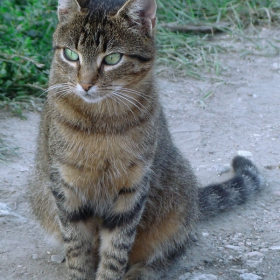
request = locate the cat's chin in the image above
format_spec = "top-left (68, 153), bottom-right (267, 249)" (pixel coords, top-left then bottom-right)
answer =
top-left (76, 84), bottom-right (106, 104)
top-left (78, 93), bottom-right (106, 104)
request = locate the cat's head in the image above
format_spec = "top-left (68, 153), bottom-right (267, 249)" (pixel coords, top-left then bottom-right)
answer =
top-left (49, 0), bottom-right (157, 106)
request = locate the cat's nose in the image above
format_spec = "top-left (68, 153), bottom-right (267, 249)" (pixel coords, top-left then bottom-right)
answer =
top-left (80, 83), bottom-right (93, 91)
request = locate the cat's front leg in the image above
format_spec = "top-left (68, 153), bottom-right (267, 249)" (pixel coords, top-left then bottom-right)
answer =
top-left (60, 216), bottom-right (97, 280)
top-left (96, 188), bottom-right (147, 280)
top-left (51, 185), bottom-right (97, 280)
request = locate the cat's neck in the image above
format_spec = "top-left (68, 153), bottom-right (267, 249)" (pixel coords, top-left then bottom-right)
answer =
top-left (47, 74), bottom-right (158, 134)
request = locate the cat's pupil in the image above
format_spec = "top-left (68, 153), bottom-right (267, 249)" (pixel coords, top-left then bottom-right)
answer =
top-left (104, 53), bottom-right (122, 65)
top-left (64, 48), bottom-right (79, 61)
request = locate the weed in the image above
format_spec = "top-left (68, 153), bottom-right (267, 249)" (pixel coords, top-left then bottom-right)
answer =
top-left (0, 137), bottom-right (18, 162)
top-left (0, 0), bottom-right (57, 102)
top-left (156, 0), bottom-right (280, 77)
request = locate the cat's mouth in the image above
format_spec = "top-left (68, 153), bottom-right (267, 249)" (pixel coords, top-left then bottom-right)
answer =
top-left (79, 91), bottom-right (107, 104)
top-left (76, 84), bottom-right (107, 104)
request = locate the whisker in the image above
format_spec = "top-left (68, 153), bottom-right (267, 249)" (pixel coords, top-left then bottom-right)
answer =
top-left (108, 93), bottom-right (137, 120)
top-left (102, 85), bottom-right (155, 103)
top-left (120, 88), bottom-right (153, 103)
top-left (111, 92), bottom-right (148, 116)
top-left (116, 92), bottom-right (151, 116)
top-left (44, 83), bottom-right (74, 101)
top-left (53, 90), bottom-right (71, 100)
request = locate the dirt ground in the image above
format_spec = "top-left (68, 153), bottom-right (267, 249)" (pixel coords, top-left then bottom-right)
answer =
top-left (0, 28), bottom-right (280, 280)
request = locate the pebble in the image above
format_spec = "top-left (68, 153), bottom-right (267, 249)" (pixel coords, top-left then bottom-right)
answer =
top-left (240, 273), bottom-right (262, 280)
top-left (191, 274), bottom-right (217, 280)
top-left (272, 191), bottom-right (280, 196)
top-left (225, 245), bottom-right (244, 251)
top-left (178, 273), bottom-right (192, 280)
top-left (51, 254), bottom-right (65, 264)
top-left (244, 251), bottom-right (263, 267)
top-left (178, 273), bottom-right (218, 280)
top-left (0, 203), bottom-right (12, 217)
top-left (260, 248), bottom-right (268, 253)
top-left (217, 165), bottom-right (231, 176)
top-left (0, 202), bottom-right (25, 220)
top-left (189, 233), bottom-right (199, 242)
top-left (269, 245), bottom-right (280, 251)
top-left (237, 151), bottom-right (253, 157)
top-left (271, 62), bottom-right (280, 70)
top-left (230, 268), bottom-right (248, 273)
top-left (32, 254), bottom-right (38, 260)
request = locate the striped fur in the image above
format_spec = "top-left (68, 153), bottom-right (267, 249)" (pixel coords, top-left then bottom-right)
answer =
top-left (199, 156), bottom-right (264, 217)
top-left (28, 0), bottom-right (264, 279)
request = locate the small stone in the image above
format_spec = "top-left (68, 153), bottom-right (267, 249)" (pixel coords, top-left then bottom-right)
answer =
top-left (0, 203), bottom-right (24, 220)
top-left (202, 232), bottom-right (209, 237)
top-left (32, 254), bottom-right (38, 260)
top-left (178, 273), bottom-right (192, 280)
top-left (244, 251), bottom-right (263, 267)
top-left (217, 165), bottom-right (231, 176)
top-left (238, 151), bottom-right (253, 157)
top-left (225, 245), bottom-right (243, 251)
top-left (271, 62), bottom-right (280, 70)
top-left (272, 191), bottom-right (280, 196)
top-left (240, 272), bottom-right (262, 280)
top-left (260, 248), bottom-right (268, 253)
top-left (269, 245), bottom-right (280, 251)
top-left (190, 274), bottom-right (217, 280)
top-left (51, 254), bottom-right (65, 264)
top-left (0, 203), bottom-right (12, 217)
top-left (230, 268), bottom-right (248, 273)
top-left (189, 233), bottom-right (199, 242)
top-left (19, 167), bottom-right (29, 172)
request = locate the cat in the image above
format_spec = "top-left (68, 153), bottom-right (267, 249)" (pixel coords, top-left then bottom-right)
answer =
top-left (28, 0), bottom-right (264, 279)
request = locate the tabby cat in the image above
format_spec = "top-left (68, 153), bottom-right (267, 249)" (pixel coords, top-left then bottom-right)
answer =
top-left (28, 0), bottom-right (263, 279)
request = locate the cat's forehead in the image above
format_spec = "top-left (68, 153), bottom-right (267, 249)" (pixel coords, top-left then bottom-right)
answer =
top-left (56, 15), bottom-right (137, 53)
top-left (55, 11), bottom-right (118, 52)
top-left (53, 0), bottom-right (155, 60)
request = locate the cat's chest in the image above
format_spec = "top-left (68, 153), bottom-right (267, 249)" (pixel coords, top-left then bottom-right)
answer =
top-left (49, 118), bottom-right (146, 196)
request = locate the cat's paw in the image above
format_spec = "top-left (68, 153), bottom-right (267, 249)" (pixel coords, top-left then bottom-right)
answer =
top-left (124, 264), bottom-right (158, 280)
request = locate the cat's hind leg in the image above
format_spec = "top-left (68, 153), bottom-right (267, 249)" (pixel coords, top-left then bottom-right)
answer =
top-left (124, 206), bottom-right (194, 280)
top-left (124, 246), bottom-right (186, 280)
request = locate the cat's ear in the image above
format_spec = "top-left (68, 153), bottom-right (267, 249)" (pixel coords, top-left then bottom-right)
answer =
top-left (57, 0), bottom-right (82, 22)
top-left (116, 0), bottom-right (157, 32)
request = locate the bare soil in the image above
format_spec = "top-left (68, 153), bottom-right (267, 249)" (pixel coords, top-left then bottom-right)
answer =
top-left (0, 28), bottom-right (280, 280)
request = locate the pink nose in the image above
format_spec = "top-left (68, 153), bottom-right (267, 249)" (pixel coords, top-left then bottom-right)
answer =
top-left (80, 83), bottom-right (93, 91)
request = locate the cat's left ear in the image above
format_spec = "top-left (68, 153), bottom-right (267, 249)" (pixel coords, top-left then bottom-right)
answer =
top-left (57, 0), bottom-right (82, 22)
top-left (116, 0), bottom-right (157, 32)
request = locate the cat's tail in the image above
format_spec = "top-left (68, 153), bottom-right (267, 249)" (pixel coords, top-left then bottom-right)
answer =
top-left (199, 156), bottom-right (264, 217)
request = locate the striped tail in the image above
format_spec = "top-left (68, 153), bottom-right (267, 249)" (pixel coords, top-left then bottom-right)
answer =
top-left (199, 156), bottom-right (264, 217)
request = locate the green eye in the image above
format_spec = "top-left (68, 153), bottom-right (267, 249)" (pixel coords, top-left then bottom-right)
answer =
top-left (104, 53), bottom-right (122, 65)
top-left (64, 48), bottom-right (79, 61)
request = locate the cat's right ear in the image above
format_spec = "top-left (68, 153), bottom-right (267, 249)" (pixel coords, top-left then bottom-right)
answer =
top-left (57, 0), bottom-right (81, 22)
top-left (116, 0), bottom-right (157, 33)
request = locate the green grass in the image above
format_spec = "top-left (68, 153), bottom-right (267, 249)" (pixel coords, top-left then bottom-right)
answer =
top-left (0, 137), bottom-right (18, 162)
top-left (0, 0), bottom-right (57, 103)
top-left (158, 0), bottom-right (280, 26)
top-left (156, 0), bottom-right (280, 77)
